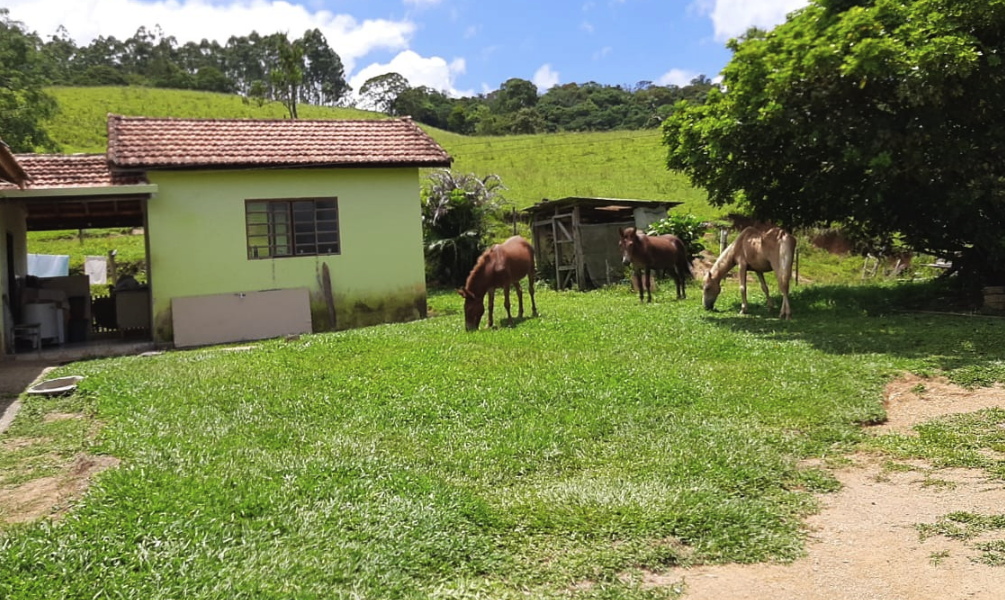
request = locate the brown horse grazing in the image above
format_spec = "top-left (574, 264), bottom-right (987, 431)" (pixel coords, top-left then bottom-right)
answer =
top-left (458, 235), bottom-right (538, 331)
top-left (619, 227), bottom-right (693, 302)
top-left (703, 226), bottom-right (796, 319)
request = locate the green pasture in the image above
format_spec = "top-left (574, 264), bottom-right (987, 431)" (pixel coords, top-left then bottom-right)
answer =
top-left (2, 280), bottom-right (1004, 599)
top-left (44, 87), bottom-right (714, 219)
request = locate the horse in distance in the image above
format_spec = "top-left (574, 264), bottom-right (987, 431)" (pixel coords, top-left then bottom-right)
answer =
top-left (458, 235), bottom-right (538, 331)
top-left (702, 226), bottom-right (796, 319)
top-left (619, 227), bottom-right (693, 302)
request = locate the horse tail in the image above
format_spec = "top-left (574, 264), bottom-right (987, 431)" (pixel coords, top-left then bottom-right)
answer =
top-left (676, 237), bottom-right (694, 280)
top-left (779, 231), bottom-right (796, 279)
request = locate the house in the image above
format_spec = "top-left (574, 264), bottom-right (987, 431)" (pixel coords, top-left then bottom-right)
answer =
top-left (0, 115), bottom-right (452, 356)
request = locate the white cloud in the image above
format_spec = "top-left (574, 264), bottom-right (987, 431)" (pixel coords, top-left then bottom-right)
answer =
top-left (532, 64), bottom-right (560, 91)
top-left (581, 21), bottom-right (595, 34)
top-left (657, 68), bottom-right (698, 87)
top-left (2, 0), bottom-right (416, 76)
top-left (592, 46), bottom-right (612, 61)
top-left (349, 50), bottom-right (470, 107)
top-left (697, 0), bottom-right (809, 41)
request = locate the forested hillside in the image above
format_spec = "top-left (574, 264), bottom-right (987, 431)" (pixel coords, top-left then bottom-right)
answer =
top-left (6, 10), bottom-right (717, 137)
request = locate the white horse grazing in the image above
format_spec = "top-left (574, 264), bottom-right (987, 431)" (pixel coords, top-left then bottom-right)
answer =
top-left (702, 227), bottom-right (796, 319)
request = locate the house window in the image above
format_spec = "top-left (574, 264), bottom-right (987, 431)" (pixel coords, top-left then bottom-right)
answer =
top-left (246, 198), bottom-right (340, 259)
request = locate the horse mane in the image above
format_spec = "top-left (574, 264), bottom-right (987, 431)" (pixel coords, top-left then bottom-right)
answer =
top-left (707, 238), bottom-right (738, 282)
top-left (464, 245), bottom-right (494, 292)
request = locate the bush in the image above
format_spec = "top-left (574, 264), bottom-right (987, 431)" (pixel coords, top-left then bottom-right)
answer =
top-left (421, 171), bottom-right (509, 287)
top-left (646, 213), bottom-right (708, 260)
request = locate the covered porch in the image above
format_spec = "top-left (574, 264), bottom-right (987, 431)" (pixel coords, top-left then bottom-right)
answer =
top-left (1, 152), bottom-right (158, 360)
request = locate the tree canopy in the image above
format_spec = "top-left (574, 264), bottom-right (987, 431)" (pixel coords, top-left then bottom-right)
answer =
top-left (0, 9), bottom-right (59, 152)
top-left (663, 0), bottom-right (1005, 284)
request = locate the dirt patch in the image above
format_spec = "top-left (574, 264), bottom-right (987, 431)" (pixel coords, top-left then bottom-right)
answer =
top-left (0, 453), bottom-right (120, 524)
top-left (873, 374), bottom-right (1005, 435)
top-left (43, 412), bottom-right (86, 423)
top-left (648, 375), bottom-right (1005, 599)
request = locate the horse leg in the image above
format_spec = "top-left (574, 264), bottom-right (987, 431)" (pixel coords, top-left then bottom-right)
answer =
top-left (487, 288), bottom-right (496, 328)
top-left (645, 267), bottom-right (653, 303)
top-left (756, 271), bottom-right (774, 311)
top-left (514, 281), bottom-right (524, 319)
top-left (738, 264), bottom-right (749, 314)
top-left (503, 285), bottom-right (513, 326)
top-left (529, 274), bottom-right (538, 316)
top-left (675, 268), bottom-right (685, 300)
top-left (776, 272), bottom-right (792, 320)
top-left (634, 269), bottom-right (644, 303)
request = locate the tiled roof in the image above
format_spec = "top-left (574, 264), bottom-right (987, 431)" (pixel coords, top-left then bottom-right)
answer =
top-left (0, 154), bottom-right (147, 190)
top-left (106, 114), bottom-right (453, 170)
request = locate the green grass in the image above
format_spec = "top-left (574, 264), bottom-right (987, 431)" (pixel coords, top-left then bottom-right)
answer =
top-left (47, 87), bottom-right (382, 154)
top-left (2, 280), bottom-right (1004, 598)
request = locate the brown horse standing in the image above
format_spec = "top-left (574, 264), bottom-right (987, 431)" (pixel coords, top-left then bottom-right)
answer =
top-left (458, 236), bottom-right (538, 331)
top-left (619, 227), bottom-right (693, 302)
top-left (702, 226), bottom-right (796, 319)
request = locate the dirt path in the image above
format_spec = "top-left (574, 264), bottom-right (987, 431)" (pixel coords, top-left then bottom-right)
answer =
top-left (655, 376), bottom-right (1005, 599)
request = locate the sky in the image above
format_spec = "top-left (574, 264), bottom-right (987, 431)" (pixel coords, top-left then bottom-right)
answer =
top-left (4, 0), bottom-right (809, 102)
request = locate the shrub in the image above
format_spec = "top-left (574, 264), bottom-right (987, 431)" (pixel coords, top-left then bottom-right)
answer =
top-left (421, 170), bottom-right (509, 287)
top-left (646, 212), bottom-right (708, 260)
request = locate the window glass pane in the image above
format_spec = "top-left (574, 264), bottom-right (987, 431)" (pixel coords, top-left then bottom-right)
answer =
top-left (274, 224), bottom-right (289, 236)
top-left (294, 222), bottom-right (314, 234)
top-left (318, 232), bottom-right (339, 244)
top-left (293, 200), bottom-right (314, 212)
top-left (316, 220), bottom-right (337, 233)
top-left (247, 201), bottom-right (267, 213)
top-left (248, 224), bottom-right (269, 237)
top-left (316, 200), bottom-right (337, 211)
top-left (316, 209), bottom-right (338, 221)
top-left (318, 242), bottom-right (339, 254)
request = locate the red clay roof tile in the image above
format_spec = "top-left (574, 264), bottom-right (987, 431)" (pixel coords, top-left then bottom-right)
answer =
top-left (106, 114), bottom-right (453, 170)
top-left (0, 154), bottom-right (147, 190)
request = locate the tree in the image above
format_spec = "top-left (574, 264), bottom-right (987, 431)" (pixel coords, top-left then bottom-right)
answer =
top-left (0, 10), bottom-right (59, 152)
top-left (359, 72), bottom-right (410, 114)
top-left (421, 171), bottom-right (509, 286)
top-left (269, 33), bottom-right (303, 119)
top-left (492, 78), bottom-right (538, 114)
top-left (299, 28), bottom-right (349, 106)
top-left (663, 0), bottom-right (1005, 286)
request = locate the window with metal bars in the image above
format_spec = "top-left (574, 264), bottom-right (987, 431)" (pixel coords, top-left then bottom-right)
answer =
top-left (245, 198), bottom-right (340, 259)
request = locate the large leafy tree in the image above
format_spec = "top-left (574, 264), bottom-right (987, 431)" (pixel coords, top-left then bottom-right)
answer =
top-left (663, 0), bottom-right (1005, 284)
top-left (0, 9), bottom-right (59, 152)
top-left (359, 72), bottom-right (410, 114)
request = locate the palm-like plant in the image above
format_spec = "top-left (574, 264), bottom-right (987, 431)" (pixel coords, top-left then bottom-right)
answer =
top-left (421, 170), bottom-right (508, 286)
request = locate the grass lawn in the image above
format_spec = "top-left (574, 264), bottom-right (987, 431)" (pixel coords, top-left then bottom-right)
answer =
top-left (2, 279), bottom-right (1004, 599)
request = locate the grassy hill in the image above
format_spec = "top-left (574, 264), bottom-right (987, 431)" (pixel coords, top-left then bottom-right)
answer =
top-left (46, 86), bottom-right (714, 219)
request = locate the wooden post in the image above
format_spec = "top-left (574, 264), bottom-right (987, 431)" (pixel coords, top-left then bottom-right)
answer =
top-left (108, 249), bottom-right (117, 286)
top-left (573, 205), bottom-right (585, 290)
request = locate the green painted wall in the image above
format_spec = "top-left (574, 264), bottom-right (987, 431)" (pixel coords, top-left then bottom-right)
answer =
top-left (0, 202), bottom-right (27, 354)
top-left (146, 167), bottom-right (427, 343)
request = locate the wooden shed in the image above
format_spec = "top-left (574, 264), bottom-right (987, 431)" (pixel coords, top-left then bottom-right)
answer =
top-left (524, 197), bottom-right (682, 290)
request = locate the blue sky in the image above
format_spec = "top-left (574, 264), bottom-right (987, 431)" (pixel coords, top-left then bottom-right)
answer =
top-left (5, 0), bottom-right (808, 102)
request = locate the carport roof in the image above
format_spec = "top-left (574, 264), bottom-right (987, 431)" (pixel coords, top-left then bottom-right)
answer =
top-left (0, 154), bottom-right (147, 190)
